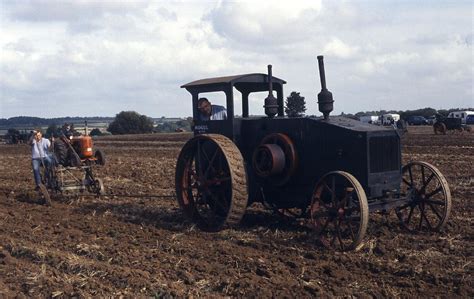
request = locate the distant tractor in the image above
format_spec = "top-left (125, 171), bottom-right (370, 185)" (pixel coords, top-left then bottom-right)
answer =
top-left (433, 116), bottom-right (472, 134)
top-left (37, 128), bottom-right (106, 204)
top-left (175, 56), bottom-right (451, 251)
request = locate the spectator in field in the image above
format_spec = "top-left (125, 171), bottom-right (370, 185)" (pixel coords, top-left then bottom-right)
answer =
top-left (28, 129), bottom-right (52, 189)
top-left (197, 98), bottom-right (227, 121)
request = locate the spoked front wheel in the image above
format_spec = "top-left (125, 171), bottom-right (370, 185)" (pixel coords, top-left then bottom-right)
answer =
top-left (397, 161), bottom-right (451, 232)
top-left (309, 171), bottom-right (368, 251)
top-left (175, 134), bottom-right (248, 232)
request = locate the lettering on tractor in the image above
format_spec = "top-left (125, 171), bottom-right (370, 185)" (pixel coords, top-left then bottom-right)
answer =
top-left (175, 56), bottom-right (452, 251)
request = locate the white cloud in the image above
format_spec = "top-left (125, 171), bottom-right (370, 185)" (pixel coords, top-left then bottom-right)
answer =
top-left (323, 38), bottom-right (357, 58)
top-left (0, 0), bottom-right (472, 118)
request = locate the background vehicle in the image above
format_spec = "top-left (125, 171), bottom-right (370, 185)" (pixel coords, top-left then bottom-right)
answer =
top-left (175, 56), bottom-right (452, 251)
top-left (359, 115), bottom-right (379, 124)
top-left (381, 113), bottom-right (400, 125)
top-left (465, 114), bottom-right (474, 125)
top-left (447, 111), bottom-right (474, 124)
top-left (426, 115), bottom-right (437, 125)
top-left (406, 115), bottom-right (428, 125)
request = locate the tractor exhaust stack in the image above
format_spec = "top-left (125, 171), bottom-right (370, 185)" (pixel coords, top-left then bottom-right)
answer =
top-left (317, 56), bottom-right (334, 120)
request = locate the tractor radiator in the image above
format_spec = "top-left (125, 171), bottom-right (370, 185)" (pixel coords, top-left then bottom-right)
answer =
top-left (369, 135), bottom-right (399, 173)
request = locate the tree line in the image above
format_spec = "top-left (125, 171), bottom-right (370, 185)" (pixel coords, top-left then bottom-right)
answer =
top-left (0, 116), bottom-right (114, 127)
top-left (2, 91), bottom-right (472, 137)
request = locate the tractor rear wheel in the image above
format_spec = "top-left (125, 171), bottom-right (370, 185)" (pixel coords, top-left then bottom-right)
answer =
top-left (68, 150), bottom-right (82, 167)
top-left (54, 141), bottom-right (68, 165)
top-left (175, 134), bottom-right (248, 232)
top-left (309, 171), bottom-right (369, 251)
top-left (397, 161), bottom-right (451, 232)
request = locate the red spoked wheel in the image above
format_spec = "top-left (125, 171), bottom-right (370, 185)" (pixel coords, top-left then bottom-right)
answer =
top-left (175, 134), bottom-right (248, 232)
top-left (397, 161), bottom-right (451, 232)
top-left (309, 171), bottom-right (368, 251)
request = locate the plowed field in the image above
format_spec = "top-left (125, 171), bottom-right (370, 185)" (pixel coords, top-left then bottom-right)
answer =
top-left (0, 126), bottom-right (472, 297)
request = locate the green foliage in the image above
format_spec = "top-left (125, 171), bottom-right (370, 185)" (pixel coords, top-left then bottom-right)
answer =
top-left (0, 116), bottom-right (114, 127)
top-left (154, 117), bottom-right (192, 133)
top-left (285, 91), bottom-right (306, 117)
top-left (353, 107), bottom-right (471, 120)
top-left (107, 111), bottom-right (154, 135)
top-left (89, 128), bottom-right (103, 136)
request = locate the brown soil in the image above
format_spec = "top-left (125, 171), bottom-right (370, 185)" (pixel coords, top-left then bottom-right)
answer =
top-left (0, 126), bottom-right (472, 297)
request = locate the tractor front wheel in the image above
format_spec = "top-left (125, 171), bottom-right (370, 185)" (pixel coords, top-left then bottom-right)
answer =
top-left (397, 161), bottom-right (451, 232)
top-left (175, 134), bottom-right (248, 232)
top-left (309, 171), bottom-right (369, 251)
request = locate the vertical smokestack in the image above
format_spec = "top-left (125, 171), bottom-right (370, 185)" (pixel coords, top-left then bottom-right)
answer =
top-left (264, 64), bottom-right (278, 117)
top-left (317, 56), bottom-right (334, 120)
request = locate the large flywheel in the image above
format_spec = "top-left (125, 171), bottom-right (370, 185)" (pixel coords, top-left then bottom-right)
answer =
top-left (252, 133), bottom-right (298, 186)
top-left (175, 134), bottom-right (248, 232)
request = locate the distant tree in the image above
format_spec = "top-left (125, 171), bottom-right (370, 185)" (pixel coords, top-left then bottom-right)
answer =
top-left (155, 121), bottom-right (178, 133)
top-left (154, 117), bottom-right (193, 133)
top-left (437, 109), bottom-right (449, 117)
top-left (399, 107), bottom-right (437, 120)
top-left (285, 91), bottom-right (306, 117)
top-left (107, 111), bottom-right (154, 135)
top-left (176, 118), bottom-right (193, 131)
top-left (89, 128), bottom-right (103, 136)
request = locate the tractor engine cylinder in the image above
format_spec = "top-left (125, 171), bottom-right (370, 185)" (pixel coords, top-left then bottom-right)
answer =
top-left (264, 65), bottom-right (278, 117)
top-left (252, 144), bottom-right (286, 177)
top-left (317, 55), bottom-right (334, 120)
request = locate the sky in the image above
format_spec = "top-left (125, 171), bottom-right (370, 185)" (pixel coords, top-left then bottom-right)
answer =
top-left (0, 0), bottom-right (472, 118)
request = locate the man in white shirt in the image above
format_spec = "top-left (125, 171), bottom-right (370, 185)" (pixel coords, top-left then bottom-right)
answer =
top-left (197, 98), bottom-right (227, 121)
top-left (29, 130), bottom-right (52, 189)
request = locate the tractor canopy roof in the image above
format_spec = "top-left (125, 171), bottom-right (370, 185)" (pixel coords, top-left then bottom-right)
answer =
top-left (181, 73), bottom-right (286, 94)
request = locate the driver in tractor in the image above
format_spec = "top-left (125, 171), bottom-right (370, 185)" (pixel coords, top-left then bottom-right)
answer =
top-left (197, 98), bottom-right (227, 121)
top-left (28, 129), bottom-right (53, 190)
top-left (62, 123), bottom-right (80, 139)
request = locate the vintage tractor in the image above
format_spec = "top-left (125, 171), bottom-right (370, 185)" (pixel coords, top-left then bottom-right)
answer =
top-left (37, 131), bottom-right (106, 204)
top-left (54, 126), bottom-right (106, 167)
top-left (175, 56), bottom-right (452, 251)
top-left (433, 116), bottom-right (472, 134)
